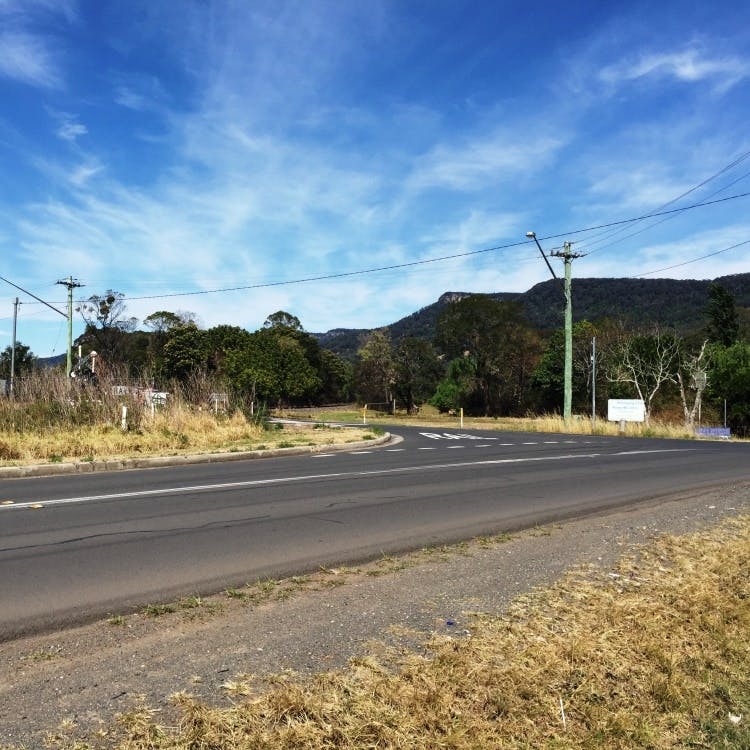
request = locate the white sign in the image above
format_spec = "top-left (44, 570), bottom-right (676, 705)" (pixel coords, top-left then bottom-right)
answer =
top-left (607, 399), bottom-right (645, 423)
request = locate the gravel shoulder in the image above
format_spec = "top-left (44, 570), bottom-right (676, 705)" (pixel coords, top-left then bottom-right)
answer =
top-left (2, 481), bottom-right (749, 748)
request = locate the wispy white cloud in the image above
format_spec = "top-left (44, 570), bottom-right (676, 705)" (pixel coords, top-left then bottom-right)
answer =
top-left (56, 115), bottom-right (87, 142)
top-left (0, 30), bottom-right (61, 87)
top-left (407, 129), bottom-right (566, 193)
top-left (599, 47), bottom-right (750, 93)
top-left (0, 0), bottom-right (76, 88)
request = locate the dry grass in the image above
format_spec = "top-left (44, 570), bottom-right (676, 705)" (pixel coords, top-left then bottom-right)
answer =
top-left (0, 415), bottom-right (371, 464)
top-left (0, 372), bottom-right (374, 465)
top-left (280, 404), bottom-right (702, 440)
top-left (43, 516), bottom-right (750, 749)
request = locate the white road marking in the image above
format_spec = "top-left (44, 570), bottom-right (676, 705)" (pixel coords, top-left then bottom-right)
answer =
top-left (311, 454), bottom-right (335, 458)
top-left (386, 448), bottom-right (405, 452)
top-left (522, 442), bottom-right (537, 445)
top-left (349, 451), bottom-right (373, 455)
top-left (447, 445), bottom-right (465, 449)
top-left (0, 449), bottom-right (693, 512)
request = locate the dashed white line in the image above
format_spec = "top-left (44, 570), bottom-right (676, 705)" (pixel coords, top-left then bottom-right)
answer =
top-left (0, 448), bottom-right (693, 511)
top-left (447, 445), bottom-right (465, 449)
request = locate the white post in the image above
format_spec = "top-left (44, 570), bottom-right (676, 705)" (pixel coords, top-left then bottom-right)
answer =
top-left (121, 405), bottom-right (128, 431)
top-left (460, 407), bottom-right (464, 429)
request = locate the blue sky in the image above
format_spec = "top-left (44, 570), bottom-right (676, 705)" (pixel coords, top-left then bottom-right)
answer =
top-left (1, 0), bottom-right (750, 358)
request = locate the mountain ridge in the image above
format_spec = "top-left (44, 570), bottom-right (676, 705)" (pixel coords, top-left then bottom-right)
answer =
top-left (313, 272), bottom-right (750, 359)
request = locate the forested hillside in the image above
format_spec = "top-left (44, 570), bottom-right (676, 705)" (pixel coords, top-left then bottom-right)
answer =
top-left (315, 273), bottom-right (750, 359)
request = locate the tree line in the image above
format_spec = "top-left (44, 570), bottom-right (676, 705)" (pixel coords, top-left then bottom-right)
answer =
top-left (3, 283), bottom-right (748, 435)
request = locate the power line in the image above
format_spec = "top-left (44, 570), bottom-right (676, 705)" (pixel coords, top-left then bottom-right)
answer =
top-left (7, 188), bottom-right (750, 308)
top-left (583, 166), bottom-right (750, 257)
top-left (631, 238), bottom-right (750, 278)
top-left (581, 149), bottom-right (750, 252)
top-left (112, 190), bottom-right (750, 304)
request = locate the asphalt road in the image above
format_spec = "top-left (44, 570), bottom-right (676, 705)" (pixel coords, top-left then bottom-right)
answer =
top-left (1, 426), bottom-right (748, 638)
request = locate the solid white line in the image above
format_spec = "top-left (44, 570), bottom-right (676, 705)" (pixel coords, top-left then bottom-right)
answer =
top-left (1, 448), bottom-right (693, 511)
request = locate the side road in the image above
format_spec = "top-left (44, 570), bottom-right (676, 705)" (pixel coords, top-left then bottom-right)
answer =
top-left (0, 431), bottom-right (394, 479)
top-left (1, 480), bottom-right (748, 749)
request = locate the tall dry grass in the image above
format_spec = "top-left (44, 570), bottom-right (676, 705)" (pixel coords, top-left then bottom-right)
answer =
top-left (0, 369), bottom-right (264, 463)
top-left (43, 515), bottom-right (750, 749)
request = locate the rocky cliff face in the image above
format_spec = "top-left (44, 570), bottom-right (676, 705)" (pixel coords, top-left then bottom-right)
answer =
top-left (437, 292), bottom-right (473, 305)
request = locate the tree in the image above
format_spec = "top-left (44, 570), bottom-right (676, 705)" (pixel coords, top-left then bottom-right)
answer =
top-left (162, 324), bottom-right (209, 381)
top-left (0, 342), bottom-right (36, 378)
top-left (354, 330), bottom-right (395, 406)
top-left (224, 327), bottom-right (320, 407)
top-left (676, 339), bottom-right (710, 431)
top-left (76, 290), bottom-right (138, 365)
top-left (143, 310), bottom-right (195, 334)
top-left (264, 311), bottom-right (303, 331)
top-left (706, 282), bottom-right (739, 347)
top-left (319, 349), bottom-right (353, 403)
top-left (435, 296), bottom-right (540, 416)
top-left (205, 325), bottom-right (253, 375)
top-left (531, 321), bottom-right (597, 415)
top-left (392, 338), bottom-right (443, 413)
top-left (707, 341), bottom-right (750, 436)
top-left (143, 310), bottom-right (198, 379)
top-left (430, 356), bottom-right (476, 414)
top-left (606, 329), bottom-right (680, 425)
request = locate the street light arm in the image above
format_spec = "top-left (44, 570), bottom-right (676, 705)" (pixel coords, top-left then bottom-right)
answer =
top-left (526, 232), bottom-right (558, 280)
top-left (0, 274), bottom-right (67, 317)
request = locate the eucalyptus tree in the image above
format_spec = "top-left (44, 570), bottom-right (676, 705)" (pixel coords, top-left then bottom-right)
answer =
top-left (435, 295), bottom-right (540, 416)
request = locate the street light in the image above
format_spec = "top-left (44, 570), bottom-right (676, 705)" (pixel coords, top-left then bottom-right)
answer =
top-left (526, 231), bottom-right (557, 280)
top-left (526, 231), bottom-right (580, 425)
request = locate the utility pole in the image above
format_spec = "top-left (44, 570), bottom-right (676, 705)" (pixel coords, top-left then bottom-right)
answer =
top-left (56, 276), bottom-right (83, 376)
top-left (550, 242), bottom-right (583, 424)
top-left (10, 297), bottom-right (19, 397)
top-left (526, 232), bottom-right (584, 425)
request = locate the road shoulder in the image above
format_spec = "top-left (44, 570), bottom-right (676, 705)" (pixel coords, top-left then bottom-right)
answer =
top-left (2, 481), bottom-right (748, 748)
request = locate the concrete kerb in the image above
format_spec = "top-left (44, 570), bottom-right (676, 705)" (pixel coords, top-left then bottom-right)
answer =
top-left (0, 432), bottom-right (398, 479)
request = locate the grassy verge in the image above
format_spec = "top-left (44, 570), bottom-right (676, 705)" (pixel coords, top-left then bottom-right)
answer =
top-left (43, 516), bottom-right (750, 749)
top-left (0, 411), bottom-right (374, 466)
top-left (278, 404), bottom-right (705, 440)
